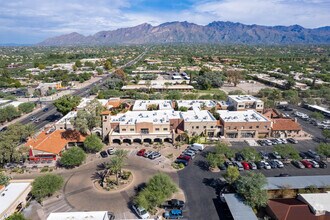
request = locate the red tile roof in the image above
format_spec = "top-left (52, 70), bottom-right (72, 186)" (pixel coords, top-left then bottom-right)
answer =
top-left (272, 118), bottom-right (302, 131)
top-left (26, 130), bottom-right (86, 155)
top-left (267, 199), bottom-right (329, 220)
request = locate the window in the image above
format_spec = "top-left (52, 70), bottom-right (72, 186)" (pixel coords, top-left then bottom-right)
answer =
top-left (234, 127), bottom-right (237, 129)
top-left (196, 126), bottom-right (199, 129)
top-left (227, 126), bottom-right (231, 129)
top-left (192, 126), bottom-right (194, 129)
top-left (211, 126), bottom-right (214, 128)
top-left (256, 126), bottom-right (259, 128)
top-left (241, 126), bottom-right (244, 129)
top-left (249, 126), bottom-right (253, 129)
top-left (130, 128), bottom-right (134, 131)
top-left (264, 126), bottom-right (268, 128)
top-left (238, 105), bottom-right (244, 108)
top-left (141, 128), bottom-right (149, 134)
top-left (122, 129), bottom-right (126, 131)
top-left (155, 128), bottom-right (160, 131)
top-left (163, 128), bottom-right (168, 131)
top-left (204, 126), bottom-right (206, 129)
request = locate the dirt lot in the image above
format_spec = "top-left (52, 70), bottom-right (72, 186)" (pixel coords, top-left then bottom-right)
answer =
top-left (221, 80), bottom-right (274, 95)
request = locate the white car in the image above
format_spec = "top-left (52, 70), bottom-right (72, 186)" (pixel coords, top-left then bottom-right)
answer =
top-left (310, 160), bottom-right (319, 168)
top-left (132, 204), bottom-right (150, 219)
top-left (263, 161), bottom-right (271, 170)
top-left (273, 159), bottom-right (284, 168)
top-left (280, 138), bottom-right (288, 144)
top-left (107, 148), bottom-right (115, 155)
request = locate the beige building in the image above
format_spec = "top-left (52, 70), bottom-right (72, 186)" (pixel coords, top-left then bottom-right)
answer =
top-left (218, 110), bottom-right (271, 138)
top-left (228, 95), bottom-right (264, 113)
top-left (102, 107), bottom-right (220, 144)
top-left (0, 181), bottom-right (32, 220)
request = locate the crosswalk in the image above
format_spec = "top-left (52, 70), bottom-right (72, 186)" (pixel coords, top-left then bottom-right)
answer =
top-left (42, 196), bottom-right (75, 218)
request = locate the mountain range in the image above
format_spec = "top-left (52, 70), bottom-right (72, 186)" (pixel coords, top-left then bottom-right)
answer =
top-left (38, 21), bottom-right (330, 46)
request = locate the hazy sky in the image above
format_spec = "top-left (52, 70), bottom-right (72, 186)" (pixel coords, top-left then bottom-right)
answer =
top-left (1, 0), bottom-right (329, 44)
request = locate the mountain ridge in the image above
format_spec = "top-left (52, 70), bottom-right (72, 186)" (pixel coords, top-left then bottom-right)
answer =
top-left (38, 21), bottom-right (330, 46)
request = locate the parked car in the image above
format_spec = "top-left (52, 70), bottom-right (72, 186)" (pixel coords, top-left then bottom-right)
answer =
top-left (265, 140), bottom-right (273, 146)
top-left (256, 161), bottom-right (265, 169)
top-left (299, 152), bottom-right (308, 159)
top-left (225, 160), bottom-right (233, 167)
top-left (235, 153), bottom-right (245, 161)
top-left (270, 152), bottom-right (281, 159)
top-left (257, 140), bottom-right (266, 146)
top-left (183, 149), bottom-right (196, 156)
top-left (300, 160), bottom-right (312, 168)
top-left (268, 160), bottom-right (277, 169)
top-left (280, 138), bottom-right (288, 144)
top-left (241, 161), bottom-right (250, 170)
top-left (309, 160), bottom-right (319, 168)
top-left (218, 163), bottom-right (227, 170)
top-left (275, 138), bottom-right (283, 144)
top-left (306, 150), bottom-right (320, 160)
top-left (144, 151), bottom-right (153, 158)
top-left (234, 161), bottom-right (244, 171)
top-left (34, 118), bottom-right (40, 123)
top-left (162, 199), bottom-right (185, 210)
top-left (183, 151), bottom-right (195, 159)
top-left (175, 159), bottom-right (188, 166)
top-left (273, 159), bottom-right (284, 168)
top-left (137, 149), bottom-right (146, 156)
top-left (292, 160), bottom-right (305, 169)
top-left (260, 151), bottom-right (269, 160)
top-left (132, 204), bottom-right (150, 219)
top-left (100, 151), bottom-right (108, 158)
top-left (177, 155), bottom-right (191, 161)
top-left (189, 143), bottom-right (204, 151)
top-left (287, 138), bottom-right (298, 144)
top-left (30, 116), bottom-right (36, 121)
top-left (248, 162), bottom-right (257, 170)
top-left (149, 152), bottom-right (161, 160)
top-left (107, 148), bottom-right (115, 155)
top-left (164, 209), bottom-right (183, 219)
top-left (318, 161), bottom-right (328, 168)
top-left (263, 161), bottom-right (271, 170)
top-left (43, 107), bottom-right (49, 112)
top-left (270, 139), bottom-right (279, 145)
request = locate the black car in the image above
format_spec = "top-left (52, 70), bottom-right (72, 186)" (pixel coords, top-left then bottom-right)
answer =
top-left (284, 106), bottom-right (293, 111)
top-left (100, 151), bottom-right (108, 158)
top-left (318, 161), bottom-right (328, 168)
top-left (256, 161), bottom-right (265, 169)
top-left (268, 160), bottom-right (277, 169)
top-left (235, 152), bottom-right (245, 161)
top-left (43, 107), bottom-right (49, 112)
top-left (218, 163), bottom-right (227, 170)
top-left (299, 152), bottom-right (308, 159)
top-left (225, 160), bottom-right (233, 167)
top-left (162, 199), bottom-right (185, 210)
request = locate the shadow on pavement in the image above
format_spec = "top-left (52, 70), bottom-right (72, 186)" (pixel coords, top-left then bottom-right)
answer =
top-left (213, 198), bottom-right (234, 220)
top-left (194, 160), bottom-right (209, 171)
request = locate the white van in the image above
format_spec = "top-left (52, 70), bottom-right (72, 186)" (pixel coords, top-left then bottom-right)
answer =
top-left (189, 143), bottom-right (204, 151)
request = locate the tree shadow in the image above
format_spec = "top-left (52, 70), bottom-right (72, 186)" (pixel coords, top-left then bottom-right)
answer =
top-left (202, 178), bottom-right (226, 195)
top-left (194, 160), bottom-right (209, 171)
top-left (96, 162), bottom-right (107, 171)
top-left (91, 171), bottom-right (105, 182)
top-left (134, 182), bottom-right (147, 193)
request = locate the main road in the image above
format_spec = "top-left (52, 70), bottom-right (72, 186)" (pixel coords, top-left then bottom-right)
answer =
top-left (16, 48), bottom-right (149, 130)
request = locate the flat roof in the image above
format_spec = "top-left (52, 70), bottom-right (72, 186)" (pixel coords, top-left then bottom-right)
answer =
top-left (110, 110), bottom-right (181, 125)
top-left (181, 108), bottom-right (216, 122)
top-left (121, 84), bottom-right (193, 90)
top-left (265, 175), bottom-right (330, 190)
top-left (133, 100), bottom-right (173, 111)
top-left (47, 211), bottom-right (109, 220)
top-left (307, 104), bottom-right (330, 114)
top-left (223, 194), bottom-right (258, 220)
top-left (0, 100), bottom-right (24, 108)
top-left (217, 110), bottom-right (269, 122)
top-left (56, 111), bottom-right (77, 125)
top-left (177, 100), bottom-right (216, 110)
top-left (0, 182), bottom-right (31, 217)
top-left (298, 192), bottom-right (330, 215)
top-left (228, 95), bottom-right (262, 103)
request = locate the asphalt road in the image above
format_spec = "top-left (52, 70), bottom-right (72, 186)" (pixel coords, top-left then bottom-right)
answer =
top-left (15, 48), bottom-right (149, 131)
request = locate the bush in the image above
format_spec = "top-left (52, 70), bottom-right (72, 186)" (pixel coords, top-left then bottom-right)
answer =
top-left (31, 174), bottom-right (64, 201)
top-left (18, 102), bottom-right (35, 114)
top-left (5, 213), bottom-right (27, 220)
top-left (121, 171), bottom-right (132, 180)
top-left (172, 163), bottom-right (185, 170)
top-left (60, 146), bottom-right (86, 168)
top-left (316, 143), bottom-right (330, 157)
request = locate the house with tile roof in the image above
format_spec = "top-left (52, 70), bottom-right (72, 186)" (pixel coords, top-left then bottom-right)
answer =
top-left (25, 130), bottom-right (86, 161)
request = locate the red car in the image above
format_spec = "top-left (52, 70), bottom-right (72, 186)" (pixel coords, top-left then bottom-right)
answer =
top-left (300, 160), bottom-right (312, 168)
top-left (137, 149), bottom-right (146, 156)
top-left (177, 155), bottom-right (191, 161)
top-left (241, 161), bottom-right (250, 170)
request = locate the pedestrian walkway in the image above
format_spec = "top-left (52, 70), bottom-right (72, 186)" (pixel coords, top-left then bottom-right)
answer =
top-left (42, 195), bottom-right (75, 218)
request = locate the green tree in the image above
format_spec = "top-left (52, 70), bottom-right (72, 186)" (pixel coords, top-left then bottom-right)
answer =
top-left (75, 60), bottom-right (82, 68)
top-left (84, 134), bottom-right (103, 153)
top-left (0, 172), bottom-right (10, 186)
top-left (135, 173), bottom-right (178, 211)
top-left (104, 60), bottom-right (112, 70)
top-left (236, 172), bottom-right (268, 209)
top-left (5, 213), bottom-right (26, 220)
top-left (240, 147), bottom-right (261, 161)
top-left (215, 143), bottom-right (235, 159)
top-left (310, 112), bottom-right (325, 121)
top-left (60, 146), bottom-right (86, 167)
top-left (223, 166), bottom-right (240, 185)
top-left (18, 102), bottom-right (35, 114)
top-left (178, 106), bottom-right (188, 112)
top-left (225, 70), bottom-right (243, 86)
top-left (31, 174), bottom-right (64, 202)
top-left (165, 91), bottom-right (182, 100)
top-left (206, 153), bottom-right (225, 169)
top-left (316, 143), bottom-right (330, 157)
top-left (273, 144), bottom-right (300, 160)
top-left (54, 95), bottom-right (81, 115)
top-left (322, 129), bottom-right (330, 141)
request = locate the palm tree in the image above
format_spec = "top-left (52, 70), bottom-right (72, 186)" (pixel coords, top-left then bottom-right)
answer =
top-left (107, 157), bottom-right (123, 185)
top-left (114, 150), bottom-right (128, 174)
